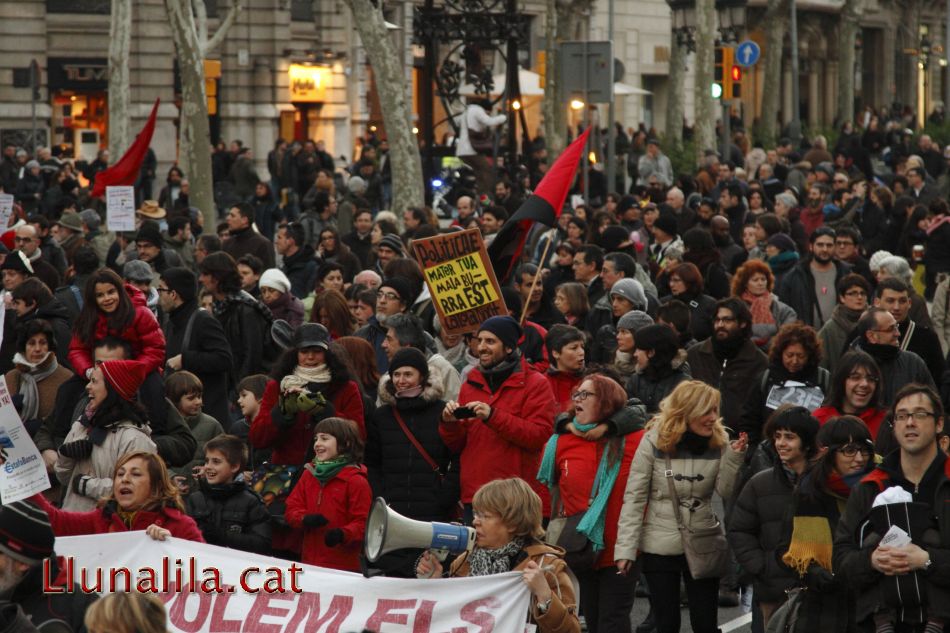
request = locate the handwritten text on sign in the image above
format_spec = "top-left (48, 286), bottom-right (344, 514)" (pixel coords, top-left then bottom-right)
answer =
top-left (413, 229), bottom-right (507, 335)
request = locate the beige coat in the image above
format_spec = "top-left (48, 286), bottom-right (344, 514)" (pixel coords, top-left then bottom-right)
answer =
top-left (614, 427), bottom-right (743, 561)
top-left (56, 419), bottom-right (157, 512)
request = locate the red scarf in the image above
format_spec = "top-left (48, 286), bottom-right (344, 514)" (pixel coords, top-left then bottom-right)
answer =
top-left (742, 290), bottom-right (774, 325)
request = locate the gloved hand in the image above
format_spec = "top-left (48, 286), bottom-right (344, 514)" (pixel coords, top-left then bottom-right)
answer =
top-left (280, 394), bottom-right (299, 415)
top-left (303, 513), bottom-right (329, 528)
top-left (202, 524), bottom-right (225, 544)
top-left (324, 528), bottom-right (345, 547)
top-left (805, 563), bottom-right (836, 592)
top-left (296, 391), bottom-right (327, 415)
top-left (72, 474), bottom-right (91, 495)
top-left (272, 401), bottom-right (296, 429)
top-left (59, 439), bottom-right (94, 460)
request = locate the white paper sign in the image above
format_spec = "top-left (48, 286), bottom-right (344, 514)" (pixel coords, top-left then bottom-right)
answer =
top-left (0, 380), bottom-right (50, 503)
top-left (881, 524), bottom-right (912, 548)
top-left (53, 532), bottom-right (533, 633)
top-left (0, 194), bottom-right (13, 229)
top-left (106, 186), bottom-right (136, 231)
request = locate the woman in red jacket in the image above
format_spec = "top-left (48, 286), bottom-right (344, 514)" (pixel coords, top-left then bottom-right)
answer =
top-left (32, 451), bottom-right (203, 542)
top-left (537, 373), bottom-right (646, 633)
top-left (812, 350), bottom-right (887, 440)
top-left (249, 322), bottom-right (364, 555)
top-left (285, 418), bottom-right (371, 571)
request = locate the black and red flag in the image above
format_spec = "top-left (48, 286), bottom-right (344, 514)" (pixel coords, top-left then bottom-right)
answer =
top-left (487, 127), bottom-right (590, 284)
top-left (91, 98), bottom-right (160, 198)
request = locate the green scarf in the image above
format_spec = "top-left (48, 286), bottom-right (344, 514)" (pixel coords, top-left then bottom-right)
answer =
top-left (306, 456), bottom-right (351, 484)
top-left (537, 418), bottom-right (625, 551)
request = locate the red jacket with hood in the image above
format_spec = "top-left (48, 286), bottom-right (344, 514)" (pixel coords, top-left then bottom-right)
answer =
top-left (67, 283), bottom-right (166, 378)
top-left (440, 357), bottom-right (556, 508)
top-left (813, 405), bottom-right (888, 440)
top-left (284, 464), bottom-right (372, 571)
top-left (31, 493), bottom-right (204, 542)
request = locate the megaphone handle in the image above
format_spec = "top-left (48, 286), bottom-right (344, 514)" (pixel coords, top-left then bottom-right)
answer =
top-left (415, 548), bottom-right (450, 579)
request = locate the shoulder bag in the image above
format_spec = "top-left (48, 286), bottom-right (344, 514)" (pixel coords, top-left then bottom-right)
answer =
top-left (664, 453), bottom-right (730, 579)
top-left (544, 460), bottom-right (599, 573)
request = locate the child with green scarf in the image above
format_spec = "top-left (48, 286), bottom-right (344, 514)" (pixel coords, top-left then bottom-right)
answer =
top-left (285, 417), bottom-right (372, 571)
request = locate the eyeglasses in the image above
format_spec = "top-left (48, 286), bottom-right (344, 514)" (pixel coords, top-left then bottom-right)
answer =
top-left (894, 410), bottom-right (935, 423)
top-left (376, 291), bottom-right (400, 302)
top-left (834, 442), bottom-right (873, 457)
top-left (13, 237), bottom-right (33, 243)
top-left (571, 390), bottom-right (593, 402)
top-left (156, 287), bottom-right (173, 294)
top-left (872, 323), bottom-right (900, 333)
top-left (472, 510), bottom-right (500, 521)
top-left (847, 372), bottom-right (879, 384)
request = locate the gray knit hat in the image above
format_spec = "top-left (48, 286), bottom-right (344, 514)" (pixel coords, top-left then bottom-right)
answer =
top-left (123, 259), bottom-right (153, 283)
top-left (610, 279), bottom-right (647, 311)
top-left (79, 209), bottom-right (101, 231)
top-left (617, 310), bottom-right (654, 332)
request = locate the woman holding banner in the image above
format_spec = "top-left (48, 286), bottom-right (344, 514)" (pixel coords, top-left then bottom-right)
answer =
top-left (417, 477), bottom-right (580, 633)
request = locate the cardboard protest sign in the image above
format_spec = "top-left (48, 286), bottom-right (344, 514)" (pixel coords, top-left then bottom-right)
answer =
top-left (413, 229), bottom-right (507, 335)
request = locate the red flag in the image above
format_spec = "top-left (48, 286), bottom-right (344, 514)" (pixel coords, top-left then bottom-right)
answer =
top-left (487, 128), bottom-right (590, 284)
top-left (91, 99), bottom-right (160, 198)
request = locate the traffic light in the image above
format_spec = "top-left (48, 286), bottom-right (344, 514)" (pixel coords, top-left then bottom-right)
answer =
top-left (729, 63), bottom-right (742, 99)
top-left (714, 47), bottom-right (725, 98)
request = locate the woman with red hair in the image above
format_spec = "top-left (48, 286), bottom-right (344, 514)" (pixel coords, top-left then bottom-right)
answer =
top-left (538, 373), bottom-right (647, 633)
top-left (731, 259), bottom-right (797, 351)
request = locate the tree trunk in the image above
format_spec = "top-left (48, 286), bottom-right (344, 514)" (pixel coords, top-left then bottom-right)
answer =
top-left (665, 33), bottom-right (685, 146)
top-left (694, 0), bottom-right (716, 157)
top-left (166, 0), bottom-right (215, 230)
top-left (837, 0), bottom-right (861, 125)
top-left (108, 0), bottom-right (132, 160)
top-left (342, 0), bottom-right (424, 214)
top-left (542, 0), bottom-right (566, 156)
top-left (759, 0), bottom-right (787, 145)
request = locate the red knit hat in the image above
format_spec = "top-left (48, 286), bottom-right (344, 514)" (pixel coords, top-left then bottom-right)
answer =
top-left (98, 359), bottom-right (149, 401)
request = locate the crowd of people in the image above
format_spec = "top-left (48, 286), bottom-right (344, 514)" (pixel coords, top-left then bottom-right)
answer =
top-left (3, 117), bottom-right (950, 633)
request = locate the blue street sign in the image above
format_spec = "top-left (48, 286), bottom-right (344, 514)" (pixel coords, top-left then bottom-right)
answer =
top-left (735, 41), bottom-right (760, 67)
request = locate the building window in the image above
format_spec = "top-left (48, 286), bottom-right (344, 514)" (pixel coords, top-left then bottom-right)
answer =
top-left (46, 0), bottom-right (110, 14)
top-left (291, 0), bottom-right (314, 21)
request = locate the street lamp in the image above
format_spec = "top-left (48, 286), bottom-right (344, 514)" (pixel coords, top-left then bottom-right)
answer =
top-left (667, 0), bottom-right (697, 52)
top-left (715, 0), bottom-right (747, 44)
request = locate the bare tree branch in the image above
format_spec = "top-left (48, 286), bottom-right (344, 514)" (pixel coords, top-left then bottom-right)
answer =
top-left (204, 0), bottom-right (244, 54)
top-left (193, 0), bottom-right (208, 49)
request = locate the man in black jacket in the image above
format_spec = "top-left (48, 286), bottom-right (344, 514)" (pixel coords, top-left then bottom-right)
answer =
top-left (873, 277), bottom-right (944, 383)
top-left (159, 267), bottom-right (234, 426)
top-left (834, 384), bottom-right (950, 633)
top-left (342, 208), bottom-right (374, 269)
top-left (222, 202), bottom-right (275, 269)
top-left (777, 227), bottom-right (852, 329)
top-left (276, 222), bottom-right (317, 299)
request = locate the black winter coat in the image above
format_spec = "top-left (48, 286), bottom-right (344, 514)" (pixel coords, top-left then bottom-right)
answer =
top-left (213, 291), bottom-right (274, 381)
top-left (851, 339), bottom-right (935, 407)
top-left (281, 245), bottom-right (318, 299)
top-left (727, 466), bottom-right (799, 602)
top-left (164, 300), bottom-right (234, 426)
top-left (686, 337), bottom-right (768, 433)
top-left (661, 291), bottom-right (717, 342)
top-left (738, 363), bottom-right (830, 447)
top-left (365, 382), bottom-right (459, 523)
top-left (186, 478), bottom-right (272, 554)
top-left (925, 219), bottom-right (950, 297)
top-left (5, 554), bottom-right (97, 632)
top-left (625, 350), bottom-right (691, 413)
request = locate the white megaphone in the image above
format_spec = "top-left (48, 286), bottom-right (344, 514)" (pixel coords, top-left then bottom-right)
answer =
top-left (364, 497), bottom-right (475, 565)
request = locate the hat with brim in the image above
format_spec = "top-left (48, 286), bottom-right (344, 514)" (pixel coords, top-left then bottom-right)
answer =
top-left (54, 213), bottom-right (83, 233)
top-left (137, 200), bottom-right (167, 219)
top-left (292, 323), bottom-right (331, 350)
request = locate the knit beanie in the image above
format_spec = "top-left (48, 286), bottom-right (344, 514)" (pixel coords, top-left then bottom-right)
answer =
top-left (767, 233), bottom-right (797, 253)
top-left (122, 259), bottom-right (153, 283)
top-left (478, 315), bottom-right (523, 349)
top-left (160, 267), bottom-right (197, 303)
top-left (869, 250), bottom-right (893, 273)
top-left (99, 359), bottom-right (149, 401)
top-left (653, 213), bottom-right (678, 237)
top-left (600, 225), bottom-right (631, 252)
top-left (0, 501), bottom-right (55, 565)
top-left (617, 310), bottom-right (654, 332)
top-left (135, 220), bottom-right (163, 247)
top-left (388, 347), bottom-right (430, 379)
top-left (380, 276), bottom-right (414, 305)
top-left (259, 268), bottom-right (291, 294)
top-left (378, 234), bottom-right (404, 255)
top-left (610, 279), bottom-right (647, 310)
top-left (768, 406), bottom-right (820, 454)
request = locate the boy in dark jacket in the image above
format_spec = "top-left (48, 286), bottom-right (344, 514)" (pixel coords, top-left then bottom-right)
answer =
top-left (186, 434), bottom-right (272, 554)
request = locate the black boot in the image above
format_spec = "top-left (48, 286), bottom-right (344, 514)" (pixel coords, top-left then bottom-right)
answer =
top-left (636, 608), bottom-right (656, 633)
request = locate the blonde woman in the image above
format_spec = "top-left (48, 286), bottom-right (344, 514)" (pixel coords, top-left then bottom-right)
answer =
top-left (85, 592), bottom-right (168, 633)
top-left (614, 380), bottom-right (748, 633)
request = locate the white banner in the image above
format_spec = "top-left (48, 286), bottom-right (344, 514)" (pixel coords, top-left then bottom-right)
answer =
top-left (106, 186), bottom-right (136, 232)
top-left (0, 193), bottom-right (13, 229)
top-left (54, 532), bottom-right (532, 632)
top-left (0, 377), bottom-right (50, 503)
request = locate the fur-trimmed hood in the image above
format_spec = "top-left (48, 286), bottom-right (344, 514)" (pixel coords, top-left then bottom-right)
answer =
top-left (378, 359), bottom-right (448, 405)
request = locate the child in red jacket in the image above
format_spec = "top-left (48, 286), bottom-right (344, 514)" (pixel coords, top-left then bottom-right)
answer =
top-left (285, 417), bottom-right (371, 571)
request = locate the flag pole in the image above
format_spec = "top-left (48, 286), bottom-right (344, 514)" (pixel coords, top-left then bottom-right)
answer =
top-left (519, 228), bottom-right (555, 326)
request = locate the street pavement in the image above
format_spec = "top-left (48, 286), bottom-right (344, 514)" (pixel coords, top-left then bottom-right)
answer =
top-left (626, 593), bottom-right (751, 633)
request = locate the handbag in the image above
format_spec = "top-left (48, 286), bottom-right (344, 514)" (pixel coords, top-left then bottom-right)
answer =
top-left (544, 471), bottom-right (600, 573)
top-left (664, 454), bottom-right (730, 580)
top-left (250, 462), bottom-right (304, 524)
top-left (765, 587), bottom-right (805, 633)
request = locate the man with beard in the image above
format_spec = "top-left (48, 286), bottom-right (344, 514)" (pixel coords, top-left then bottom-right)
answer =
top-left (0, 501), bottom-right (96, 630)
top-left (777, 227), bottom-right (851, 329)
top-left (354, 276), bottom-right (415, 372)
top-left (711, 215), bottom-right (744, 272)
top-left (833, 226), bottom-right (872, 284)
top-left (850, 307), bottom-right (934, 408)
top-left (686, 297), bottom-right (768, 430)
top-left (719, 183), bottom-right (747, 244)
top-left (873, 278), bottom-right (944, 383)
top-left (818, 274), bottom-right (870, 375)
top-left (440, 315), bottom-right (556, 521)
top-left (800, 185), bottom-right (827, 237)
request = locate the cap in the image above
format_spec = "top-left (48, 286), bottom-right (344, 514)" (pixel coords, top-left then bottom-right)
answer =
top-left (380, 276), bottom-right (415, 305)
top-left (767, 233), bottom-right (797, 253)
top-left (477, 315), bottom-right (523, 349)
top-left (79, 209), bottom-right (101, 231)
top-left (122, 259), bottom-right (153, 283)
top-left (0, 250), bottom-right (33, 275)
top-left (378, 234), bottom-right (404, 255)
top-left (610, 278), bottom-right (647, 311)
top-left (617, 310), bottom-right (654, 332)
top-left (54, 213), bottom-right (83, 233)
top-left (99, 359), bottom-right (149, 401)
top-left (388, 347), bottom-right (429, 378)
top-left (137, 200), bottom-right (167, 219)
top-left (292, 323), bottom-right (331, 350)
top-left (0, 501), bottom-right (54, 565)
top-left (259, 268), bottom-right (291, 294)
top-left (653, 213), bottom-right (678, 237)
top-left (135, 221), bottom-right (163, 247)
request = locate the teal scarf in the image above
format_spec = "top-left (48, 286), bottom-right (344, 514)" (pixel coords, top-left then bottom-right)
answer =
top-left (767, 250), bottom-right (799, 271)
top-left (537, 418), bottom-right (625, 551)
top-left (306, 456), bottom-right (351, 484)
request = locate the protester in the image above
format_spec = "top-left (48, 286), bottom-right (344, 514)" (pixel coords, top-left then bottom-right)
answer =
top-left (731, 259), bottom-right (797, 351)
top-left (625, 323), bottom-right (690, 414)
